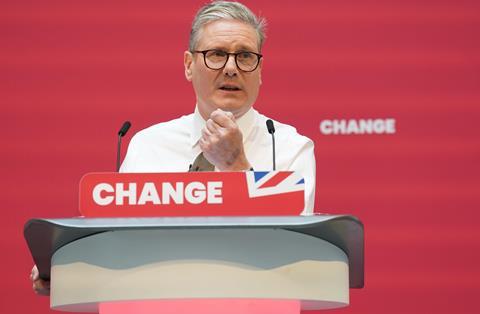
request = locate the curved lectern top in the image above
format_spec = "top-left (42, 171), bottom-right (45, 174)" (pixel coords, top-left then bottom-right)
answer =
top-left (24, 215), bottom-right (364, 289)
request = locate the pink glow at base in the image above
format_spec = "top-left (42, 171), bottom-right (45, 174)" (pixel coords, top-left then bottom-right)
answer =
top-left (99, 299), bottom-right (301, 314)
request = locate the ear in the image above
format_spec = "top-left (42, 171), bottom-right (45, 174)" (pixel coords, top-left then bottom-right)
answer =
top-left (184, 51), bottom-right (193, 81)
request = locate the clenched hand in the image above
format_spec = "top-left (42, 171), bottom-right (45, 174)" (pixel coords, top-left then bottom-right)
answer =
top-left (200, 109), bottom-right (251, 171)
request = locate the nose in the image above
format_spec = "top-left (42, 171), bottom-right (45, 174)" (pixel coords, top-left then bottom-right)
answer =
top-left (223, 54), bottom-right (238, 77)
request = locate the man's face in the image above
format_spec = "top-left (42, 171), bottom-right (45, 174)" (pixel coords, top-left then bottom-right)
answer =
top-left (184, 19), bottom-right (262, 120)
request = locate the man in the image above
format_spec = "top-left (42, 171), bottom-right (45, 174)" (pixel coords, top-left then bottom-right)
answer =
top-left (32, 0), bottom-right (315, 295)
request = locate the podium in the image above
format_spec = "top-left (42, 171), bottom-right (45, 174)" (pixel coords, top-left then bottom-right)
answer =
top-left (24, 215), bottom-right (364, 313)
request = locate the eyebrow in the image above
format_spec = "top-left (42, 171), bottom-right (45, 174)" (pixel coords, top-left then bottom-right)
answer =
top-left (235, 45), bottom-right (256, 51)
top-left (205, 45), bottom-right (258, 52)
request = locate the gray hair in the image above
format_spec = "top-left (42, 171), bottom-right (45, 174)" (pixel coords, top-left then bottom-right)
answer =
top-left (189, 1), bottom-right (267, 52)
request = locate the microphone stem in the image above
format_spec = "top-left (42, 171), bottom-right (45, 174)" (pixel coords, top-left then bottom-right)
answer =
top-left (271, 133), bottom-right (276, 171)
top-left (116, 134), bottom-right (122, 172)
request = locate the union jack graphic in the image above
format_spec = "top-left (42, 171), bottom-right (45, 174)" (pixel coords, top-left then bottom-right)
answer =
top-left (246, 171), bottom-right (305, 198)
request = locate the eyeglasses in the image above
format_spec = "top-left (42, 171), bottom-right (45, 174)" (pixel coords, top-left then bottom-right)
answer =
top-left (192, 49), bottom-right (263, 72)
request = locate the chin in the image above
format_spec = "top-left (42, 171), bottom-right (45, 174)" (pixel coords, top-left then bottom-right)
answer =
top-left (213, 99), bottom-right (245, 112)
top-left (199, 97), bottom-right (251, 118)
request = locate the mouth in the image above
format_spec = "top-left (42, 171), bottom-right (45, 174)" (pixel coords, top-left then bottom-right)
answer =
top-left (219, 84), bottom-right (242, 92)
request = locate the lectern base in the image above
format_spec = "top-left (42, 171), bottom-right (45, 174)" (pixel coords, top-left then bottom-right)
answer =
top-left (51, 229), bottom-right (349, 311)
top-left (99, 299), bottom-right (300, 314)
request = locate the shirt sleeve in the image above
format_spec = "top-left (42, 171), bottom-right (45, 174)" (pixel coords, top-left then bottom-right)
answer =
top-left (119, 134), bottom-right (139, 173)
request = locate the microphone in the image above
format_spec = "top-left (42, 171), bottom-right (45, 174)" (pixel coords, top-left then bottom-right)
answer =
top-left (117, 121), bottom-right (131, 172)
top-left (118, 121), bottom-right (131, 137)
top-left (266, 119), bottom-right (276, 171)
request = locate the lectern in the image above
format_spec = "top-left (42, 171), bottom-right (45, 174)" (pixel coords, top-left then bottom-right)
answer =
top-left (24, 215), bottom-right (364, 313)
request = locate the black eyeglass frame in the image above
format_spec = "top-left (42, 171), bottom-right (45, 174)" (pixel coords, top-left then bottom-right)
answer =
top-left (192, 49), bottom-right (263, 72)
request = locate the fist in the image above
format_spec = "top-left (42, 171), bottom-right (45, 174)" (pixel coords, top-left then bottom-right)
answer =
top-left (199, 109), bottom-right (251, 171)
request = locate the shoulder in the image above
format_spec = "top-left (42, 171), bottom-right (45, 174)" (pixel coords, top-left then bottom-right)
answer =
top-left (131, 113), bottom-right (193, 144)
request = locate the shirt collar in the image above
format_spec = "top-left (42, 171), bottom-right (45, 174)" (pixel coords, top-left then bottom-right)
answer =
top-left (190, 106), bottom-right (256, 147)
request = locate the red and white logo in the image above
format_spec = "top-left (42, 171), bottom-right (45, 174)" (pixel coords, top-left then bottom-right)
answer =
top-left (79, 172), bottom-right (304, 217)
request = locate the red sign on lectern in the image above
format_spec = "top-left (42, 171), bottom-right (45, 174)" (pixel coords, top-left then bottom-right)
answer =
top-left (79, 172), bottom-right (305, 217)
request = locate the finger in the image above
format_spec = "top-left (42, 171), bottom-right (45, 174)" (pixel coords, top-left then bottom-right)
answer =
top-left (214, 109), bottom-right (234, 120)
top-left (199, 137), bottom-right (207, 151)
top-left (225, 111), bottom-right (235, 121)
top-left (31, 265), bottom-right (39, 280)
top-left (201, 130), bottom-right (217, 145)
top-left (33, 278), bottom-right (50, 296)
top-left (202, 125), bottom-right (213, 138)
top-left (210, 110), bottom-right (236, 128)
top-left (206, 119), bottom-right (222, 134)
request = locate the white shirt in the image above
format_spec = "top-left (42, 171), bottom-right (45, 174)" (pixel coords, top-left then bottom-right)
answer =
top-left (120, 107), bottom-right (316, 215)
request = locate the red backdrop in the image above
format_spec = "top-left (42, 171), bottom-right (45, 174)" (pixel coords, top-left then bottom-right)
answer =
top-left (2, 0), bottom-right (480, 313)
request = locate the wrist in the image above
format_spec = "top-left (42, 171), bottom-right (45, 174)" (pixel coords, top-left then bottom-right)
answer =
top-left (221, 155), bottom-right (251, 171)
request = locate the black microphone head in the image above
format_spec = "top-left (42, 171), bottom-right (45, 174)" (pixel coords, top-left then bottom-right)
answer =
top-left (118, 121), bottom-right (131, 137)
top-left (266, 119), bottom-right (275, 134)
